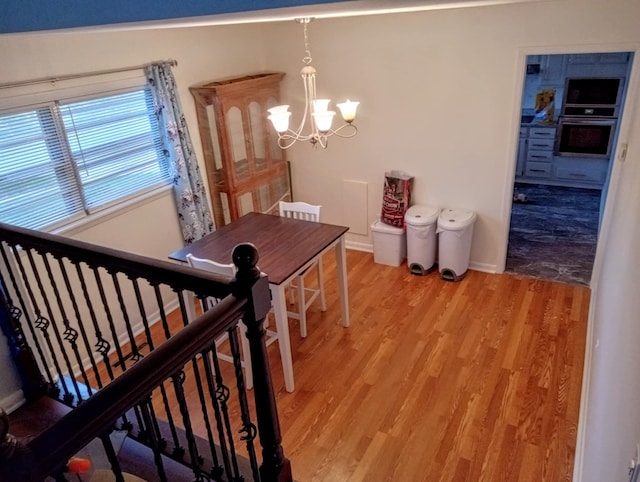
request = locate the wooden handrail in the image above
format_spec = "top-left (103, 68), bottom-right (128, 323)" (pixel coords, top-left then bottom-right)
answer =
top-left (0, 222), bottom-right (233, 299)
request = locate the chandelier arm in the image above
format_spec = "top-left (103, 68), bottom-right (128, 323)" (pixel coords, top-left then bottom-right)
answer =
top-left (279, 131), bottom-right (316, 142)
top-left (325, 123), bottom-right (358, 139)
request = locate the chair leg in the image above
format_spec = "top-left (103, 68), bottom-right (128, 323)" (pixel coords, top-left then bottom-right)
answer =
top-left (238, 321), bottom-right (253, 390)
top-left (287, 283), bottom-right (296, 305)
top-left (182, 291), bottom-right (197, 322)
top-left (297, 276), bottom-right (307, 338)
top-left (317, 259), bottom-right (327, 312)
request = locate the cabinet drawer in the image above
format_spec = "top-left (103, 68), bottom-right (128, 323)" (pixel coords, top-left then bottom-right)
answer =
top-left (527, 149), bottom-right (553, 162)
top-left (528, 138), bottom-right (554, 150)
top-left (525, 161), bottom-right (552, 178)
top-left (529, 127), bottom-right (556, 139)
top-left (555, 166), bottom-right (606, 183)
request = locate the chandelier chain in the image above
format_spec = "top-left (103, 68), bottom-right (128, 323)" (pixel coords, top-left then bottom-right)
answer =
top-left (302, 21), bottom-right (312, 65)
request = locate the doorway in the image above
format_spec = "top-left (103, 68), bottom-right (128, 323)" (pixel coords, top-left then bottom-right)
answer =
top-left (505, 52), bottom-right (634, 285)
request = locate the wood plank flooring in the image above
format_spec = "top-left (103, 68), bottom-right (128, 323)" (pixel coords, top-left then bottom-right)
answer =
top-left (79, 247), bottom-right (589, 481)
top-left (259, 249), bottom-right (589, 482)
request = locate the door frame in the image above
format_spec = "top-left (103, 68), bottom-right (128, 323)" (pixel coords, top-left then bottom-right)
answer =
top-left (498, 46), bottom-right (636, 276)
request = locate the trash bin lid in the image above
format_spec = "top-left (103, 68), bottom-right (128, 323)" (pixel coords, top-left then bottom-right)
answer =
top-left (437, 208), bottom-right (477, 230)
top-left (405, 205), bottom-right (440, 226)
top-left (371, 220), bottom-right (405, 234)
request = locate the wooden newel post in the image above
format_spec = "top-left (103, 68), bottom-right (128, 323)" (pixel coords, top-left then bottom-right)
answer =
top-left (232, 243), bottom-right (293, 482)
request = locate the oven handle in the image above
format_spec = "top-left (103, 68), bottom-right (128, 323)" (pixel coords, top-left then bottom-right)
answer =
top-left (558, 116), bottom-right (617, 126)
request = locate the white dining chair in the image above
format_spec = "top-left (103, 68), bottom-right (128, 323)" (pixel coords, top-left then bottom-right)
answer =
top-left (278, 201), bottom-right (327, 338)
top-left (185, 254), bottom-right (280, 390)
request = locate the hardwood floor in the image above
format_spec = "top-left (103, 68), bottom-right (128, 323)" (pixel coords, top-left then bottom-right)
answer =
top-left (262, 249), bottom-right (589, 482)
top-left (81, 248), bottom-right (589, 481)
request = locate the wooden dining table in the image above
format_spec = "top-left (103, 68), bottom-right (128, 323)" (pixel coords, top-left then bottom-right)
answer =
top-left (169, 211), bottom-right (351, 392)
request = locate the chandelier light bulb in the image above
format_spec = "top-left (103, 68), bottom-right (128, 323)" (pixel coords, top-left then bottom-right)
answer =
top-left (337, 100), bottom-right (359, 123)
top-left (312, 110), bottom-right (336, 132)
top-left (267, 105), bottom-right (292, 133)
top-left (312, 99), bottom-right (331, 112)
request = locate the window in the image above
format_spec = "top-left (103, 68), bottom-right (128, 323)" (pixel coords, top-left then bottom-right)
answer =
top-left (0, 87), bottom-right (169, 231)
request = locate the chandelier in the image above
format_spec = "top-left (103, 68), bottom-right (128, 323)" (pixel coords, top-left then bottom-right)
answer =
top-left (267, 18), bottom-right (359, 149)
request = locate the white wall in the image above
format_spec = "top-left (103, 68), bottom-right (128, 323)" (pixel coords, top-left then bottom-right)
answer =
top-left (1, 1), bottom-right (640, 479)
top-left (261, 0), bottom-right (640, 274)
top-left (578, 74), bottom-right (640, 480)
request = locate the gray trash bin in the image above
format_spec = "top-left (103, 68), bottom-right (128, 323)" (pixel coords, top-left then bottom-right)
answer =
top-left (404, 205), bottom-right (440, 275)
top-left (437, 208), bottom-right (477, 281)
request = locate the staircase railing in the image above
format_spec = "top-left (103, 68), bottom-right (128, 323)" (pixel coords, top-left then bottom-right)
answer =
top-left (0, 222), bottom-right (291, 482)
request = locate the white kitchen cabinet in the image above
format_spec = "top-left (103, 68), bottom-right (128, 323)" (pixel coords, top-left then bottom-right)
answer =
top-left (525, 161), bottom-right (552, 179)
top-left (523, 127), bottom-right (555, 178)
top-left (566, 52), bottom-right (631, 78)
top-left (515, 127), bottom-right (527, 177)
top-left (541, 55), bottom-right (567, 84)
top-left (555, 159), bottom-right (608, 185)
top-left (528, 127), bottom-right (556, 139)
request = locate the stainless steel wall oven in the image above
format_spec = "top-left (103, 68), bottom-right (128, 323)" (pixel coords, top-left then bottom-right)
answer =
top-left (556, 117), bottom-right (616, 158)
top-left (556, 77), bottom-right (623, 159)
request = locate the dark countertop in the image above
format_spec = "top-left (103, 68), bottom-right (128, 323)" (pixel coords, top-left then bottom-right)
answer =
top-left (521, 120), bottom-right (557, 128)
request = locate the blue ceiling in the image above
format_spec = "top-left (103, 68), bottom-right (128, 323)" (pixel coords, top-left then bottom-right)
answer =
top-left (1, 0), bottom-right (349, 34)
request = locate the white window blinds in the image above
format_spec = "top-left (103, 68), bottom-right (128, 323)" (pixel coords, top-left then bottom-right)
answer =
top-left (0, 86), bottom-right (169, 231)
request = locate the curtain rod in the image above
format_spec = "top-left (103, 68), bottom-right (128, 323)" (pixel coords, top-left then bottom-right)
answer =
top-left (0, 59), bottom-right (178, 90)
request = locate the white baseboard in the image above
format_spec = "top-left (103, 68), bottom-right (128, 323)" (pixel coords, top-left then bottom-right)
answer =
top-left (1, 389), bottom-right (25, 414)
top-left (572, 294), bottom-right (597, 482)
top-left (345, 240), bottom-right (373, 253)
top-left (345, 241), bottom-right (498, 274)
top-left (469, 261), bottom-right (498, 273)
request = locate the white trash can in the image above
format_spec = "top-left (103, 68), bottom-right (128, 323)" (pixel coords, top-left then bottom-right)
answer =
top-left (371, 221), bottom-right (407, 267)
top-left (405, 205), bottom-right (440, 275)
top-left (437, 208), bottom-right (477, 281)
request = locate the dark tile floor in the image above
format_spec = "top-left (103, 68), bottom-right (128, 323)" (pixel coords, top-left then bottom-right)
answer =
top-left (505, 182), bottom-right (601, 286)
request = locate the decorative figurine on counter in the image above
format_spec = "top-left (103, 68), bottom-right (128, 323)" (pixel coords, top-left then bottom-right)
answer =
top-left (534, 88), bottom-right (556, 124)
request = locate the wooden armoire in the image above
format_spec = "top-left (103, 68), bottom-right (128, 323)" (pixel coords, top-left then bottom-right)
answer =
top-left (190, 72), bottom-right (292, 228)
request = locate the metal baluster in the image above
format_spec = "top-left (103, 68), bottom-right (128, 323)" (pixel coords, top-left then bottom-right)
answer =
top-left (13, 247), bottom-right (68, 400)
top-left (151, 283), bottom-right (185, 458)
top-left (110, 273), bottom-right (143, 367)
top-left (1, 244), bottom-right (56, 390)
top-left (191, 346), bottom-right (222, 480)
top-left (0, 247), bottom-right (46, 399)
top-left (133, 280), bottom-right (181, 456)
top-left (153, 284), bottom-right (173, 339)
top-left (171, 370), bottom-right (205, 481)
top-left (139, 399), bottom-right (168, 482)
top-left (74, 262), bottom-right (113, 386)
top-left (202, 347), bottom-right (234, 479)
top-left (39, 252), bottom-right (86, 404)
top-left (56, 258), bottom-right (99, 398)
top-left (221, 324), bottom-right (245, 481)
top-left (99, 431), bottom-right (125, 482)
top-left (195, 345), bottom-right (231, 480)
top-left (25, 250), bottom-right (79, 403)
top-left (91, 267), bottom-right (128, 377)
top-left (145, 400), bottom-right (168, 452)
top-left (230, 322), bottom-right (260, 480)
